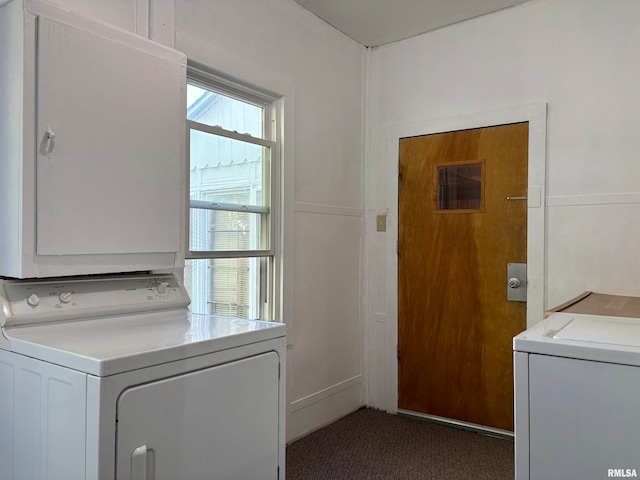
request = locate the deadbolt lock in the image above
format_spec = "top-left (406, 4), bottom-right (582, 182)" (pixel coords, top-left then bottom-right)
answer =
top-left (508, 278), bottom-right (521, 289)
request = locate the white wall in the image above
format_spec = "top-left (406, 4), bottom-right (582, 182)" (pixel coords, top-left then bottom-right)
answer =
top-left (366, 0), bottom-right (640, 410)
top-left (45, 0), bottom-right (366, 442)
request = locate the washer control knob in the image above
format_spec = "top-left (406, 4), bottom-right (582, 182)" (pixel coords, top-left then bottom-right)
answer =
top-left (27, 293), bottom-right (40, 307)
top-left (150, 281), bottom-right (170, 296)
top-left (59, 292), bottom-right (72, 304)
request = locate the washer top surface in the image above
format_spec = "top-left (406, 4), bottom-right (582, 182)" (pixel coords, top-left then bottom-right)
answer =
top-left (3, 310), bottom-right (286, 376)
top-left (514, 312), bottom-right (640, 366)
top-left (553, 314), bottom-right (640, 347)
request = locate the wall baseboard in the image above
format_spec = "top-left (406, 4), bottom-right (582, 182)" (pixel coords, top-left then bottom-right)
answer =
top-left (289, 374), bottom-right (362, 413)
top-left (287, 376), bottom-right (362, 442)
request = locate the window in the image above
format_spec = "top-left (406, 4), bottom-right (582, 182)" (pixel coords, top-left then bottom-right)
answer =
top-left (185, 69), bottom-right (279, 320)
top-left (436, 161), bottom-right (484, 212)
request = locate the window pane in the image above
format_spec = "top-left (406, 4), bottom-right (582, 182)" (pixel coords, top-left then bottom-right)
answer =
top-left (190, 129), bottom-right (266, 207)
top-left (190, 128), bottom-right (268, 252)
top-left (189, 207), bottom-right (262, 252)
top-left (187, 84), bottom-right (263, 138)
top-left (185, 258), bottom-right (260, 319)
top-left (437, 163), bottom-right (483, 211)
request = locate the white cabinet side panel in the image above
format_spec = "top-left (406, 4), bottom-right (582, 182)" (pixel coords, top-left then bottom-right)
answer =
top-left (513, 352), bottom-right (529, 480)
top-left (0, 349), bottom-right (87, 480)
top-left (14, 368), bottom-right (42, 480)
top-left (0, 359), bottom-right (16, 478)
top-left (0, 0), bottom-right (26, 277)
top-left (117, 352), bottom-right (281, 480)
top-left (529, 354), bottom-right (640, 480)
top-left (35, 15), bottom-right (184, 256)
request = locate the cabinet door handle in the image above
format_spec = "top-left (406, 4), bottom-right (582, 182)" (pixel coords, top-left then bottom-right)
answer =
top-left (44, 127), bottom-right (56, 158)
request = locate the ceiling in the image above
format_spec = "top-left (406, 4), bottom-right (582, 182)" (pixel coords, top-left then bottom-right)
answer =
top-left (294, 0), bottom-right (527, 47)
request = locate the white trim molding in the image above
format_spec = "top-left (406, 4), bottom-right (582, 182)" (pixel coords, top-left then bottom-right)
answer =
top-left (135, 0), bottom-right (175, 47)
top-left (288, 374), bottom-right (363, 413)
top-left (294, 201), bottom-right (364, 217)
top-left (548, 192), bottom-right (640, 207)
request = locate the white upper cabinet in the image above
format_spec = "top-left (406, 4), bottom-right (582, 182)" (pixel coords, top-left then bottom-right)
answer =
top-left (0, 0), bottom-right (186, 278)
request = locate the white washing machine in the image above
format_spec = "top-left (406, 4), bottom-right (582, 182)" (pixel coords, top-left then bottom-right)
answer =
top-left (0, 273), bottom-right (286, 480)
top-left (514, 312), bottom-right (640, 480)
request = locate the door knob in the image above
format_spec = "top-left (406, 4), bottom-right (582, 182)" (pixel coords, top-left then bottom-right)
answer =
top-left (507, 263), bottom-right (527, 302)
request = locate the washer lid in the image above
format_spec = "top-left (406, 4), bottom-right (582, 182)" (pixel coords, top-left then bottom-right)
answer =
top-left (514, 312), bottom-right (640, 366)
top-left (553, 315), bottom-right (640, 348)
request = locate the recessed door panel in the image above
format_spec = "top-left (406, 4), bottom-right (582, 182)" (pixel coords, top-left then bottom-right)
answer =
top-left (116, 352), bottom-right (280, 480)
top-left (36, 16), bottom-right (183, 255)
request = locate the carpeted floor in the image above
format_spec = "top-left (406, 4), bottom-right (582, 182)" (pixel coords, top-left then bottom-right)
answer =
top-left (286, 408), bottom-right (514, 480)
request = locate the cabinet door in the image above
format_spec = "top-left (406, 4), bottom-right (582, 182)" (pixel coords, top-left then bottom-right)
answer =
top-left (36, 14), bottom-right (184, 256)
top-left (116, 352), bottom-right (281, 480)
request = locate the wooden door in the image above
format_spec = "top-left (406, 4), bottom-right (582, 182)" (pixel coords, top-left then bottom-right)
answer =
top-left (398, 122), bottom-right (528, 431)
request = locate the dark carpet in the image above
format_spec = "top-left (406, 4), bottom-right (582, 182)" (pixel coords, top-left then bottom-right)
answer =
top-left (286, 408), bottom-right (515, 480)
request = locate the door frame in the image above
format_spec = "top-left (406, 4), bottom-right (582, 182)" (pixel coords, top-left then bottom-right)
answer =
top-left (383, 103), bottom-right (547, 413)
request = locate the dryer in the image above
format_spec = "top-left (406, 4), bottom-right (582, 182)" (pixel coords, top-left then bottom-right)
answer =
top-left (514, 312), bottom-right (640, 480)
top-left (0, 273), bottom-right (286, 480)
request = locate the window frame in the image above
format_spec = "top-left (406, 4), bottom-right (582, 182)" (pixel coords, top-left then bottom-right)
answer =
top-left (435, 160), bottom-right (485, 214)
top-left (185, 64), bottom-right (281, 321)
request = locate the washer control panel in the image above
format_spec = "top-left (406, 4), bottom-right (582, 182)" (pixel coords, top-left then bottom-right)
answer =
top-left (0, 273), bottom-right (190, 327)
